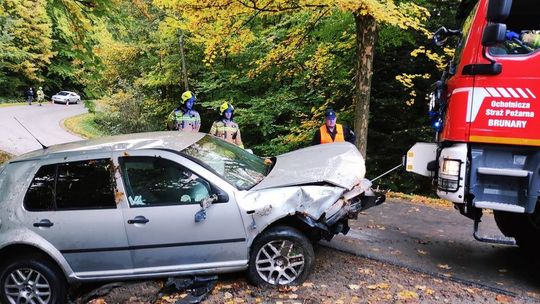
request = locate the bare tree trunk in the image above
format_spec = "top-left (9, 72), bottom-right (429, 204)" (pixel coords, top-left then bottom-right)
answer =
top-left (353, 13), bottom-right (377, 158)
top-left (178, 32), bottom-right (189, 91)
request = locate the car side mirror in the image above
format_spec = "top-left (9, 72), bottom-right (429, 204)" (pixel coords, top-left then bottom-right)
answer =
top-left (194, 194), bottom-right (217, 223)
top-left (487, 0), bottom-right (512, 22)
top-left (482, 23), bottom-right (507, 47)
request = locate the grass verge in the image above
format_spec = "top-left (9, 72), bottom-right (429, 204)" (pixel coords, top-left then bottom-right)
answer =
top-left (0, 150), bottom-right (13, 164)
top-left (0, 102), bottom-right (27, 108)
top-left (63, 113), bottom-right (106, 139)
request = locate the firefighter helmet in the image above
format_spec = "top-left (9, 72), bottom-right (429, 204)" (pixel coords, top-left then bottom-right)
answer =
top-left (220, 102), bottom-right (234, 115)
top-left (181, 91), bottom-right (196, 104)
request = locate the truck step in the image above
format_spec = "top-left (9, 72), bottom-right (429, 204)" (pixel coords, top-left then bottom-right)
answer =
top-left (473, 201), bottom-right (525, 213)
top-left (473, 220), bottom-right (516, 246)
top-left (477, 167), bottom-right (529, 177)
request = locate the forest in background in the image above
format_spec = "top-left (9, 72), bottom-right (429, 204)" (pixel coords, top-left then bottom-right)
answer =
top-left (0, 0), bottom-right (463, 194)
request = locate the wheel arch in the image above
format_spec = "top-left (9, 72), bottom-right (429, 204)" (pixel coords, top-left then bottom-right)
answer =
top-left (0, 243), bottom-right (71, 283)
top-left (253, 215), bottom-right (323, 246)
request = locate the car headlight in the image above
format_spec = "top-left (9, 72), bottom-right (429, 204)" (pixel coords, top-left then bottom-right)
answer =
top-left (441, 159), bottom-right (460, 176)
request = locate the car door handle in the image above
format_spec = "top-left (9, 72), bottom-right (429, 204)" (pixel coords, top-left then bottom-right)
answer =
top-left (127, 216), bottom-right (149, 224)
top-left (33, 219), bottom-right (54, 228)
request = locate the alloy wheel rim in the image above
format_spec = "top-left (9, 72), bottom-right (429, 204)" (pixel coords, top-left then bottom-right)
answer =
top-left (255, 239), bottom-right (305, 285)
top-left (4, 268), bottom-right (51, 304)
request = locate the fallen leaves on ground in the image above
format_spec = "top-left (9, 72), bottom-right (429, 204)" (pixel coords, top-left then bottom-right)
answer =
top-left (76, 247), bottom-right (535, 304)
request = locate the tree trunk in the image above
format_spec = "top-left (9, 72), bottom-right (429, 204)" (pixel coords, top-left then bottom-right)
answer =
top-left (353, 13), bottom-right (377, 158)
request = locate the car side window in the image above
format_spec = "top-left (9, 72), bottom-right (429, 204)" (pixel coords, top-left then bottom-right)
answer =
top-left (24, 164), bottom-right (56, 211)
top-left (24, 159), bottom-right (116, 211)
top-left (119, 156), bottom-right (211, 207)
top-left (55, 159), bottom-right (116, 210)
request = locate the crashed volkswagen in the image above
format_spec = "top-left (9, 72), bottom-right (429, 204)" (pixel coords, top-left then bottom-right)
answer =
top-left (0, 132), bottom-right (384, 303)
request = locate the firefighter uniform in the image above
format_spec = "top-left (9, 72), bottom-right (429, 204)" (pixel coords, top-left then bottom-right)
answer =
top-left (167, 91), bottom-right (201, 132)
top-left (210, 119), bottom-right (243, 148)
top-left (168, 109), bottom-right (201, 132)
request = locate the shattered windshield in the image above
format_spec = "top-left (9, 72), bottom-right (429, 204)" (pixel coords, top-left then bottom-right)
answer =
top-left (182, 135), bottom-right (268, 190)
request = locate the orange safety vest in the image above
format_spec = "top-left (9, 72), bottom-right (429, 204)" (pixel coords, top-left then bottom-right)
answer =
top-left (320, 124), bottom-right (345, 144)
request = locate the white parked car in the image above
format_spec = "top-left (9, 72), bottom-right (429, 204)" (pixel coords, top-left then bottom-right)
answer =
top-left (51, 91), bottom-right (80, 104)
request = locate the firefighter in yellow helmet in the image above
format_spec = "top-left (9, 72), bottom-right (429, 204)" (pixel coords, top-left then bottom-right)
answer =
top-left (167, 91), bottom-right (201, 132)
top-left (210, 102), bottom-right (244, 148)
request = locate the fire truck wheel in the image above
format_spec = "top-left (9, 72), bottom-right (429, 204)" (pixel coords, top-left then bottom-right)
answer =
top-left (493, 211), bottom-right (523, 237)
top-left (495, 206), bottom-right (540, 253)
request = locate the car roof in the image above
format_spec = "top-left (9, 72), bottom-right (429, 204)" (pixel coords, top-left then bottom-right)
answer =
top-left (10, 131), bottom-right (205, 163)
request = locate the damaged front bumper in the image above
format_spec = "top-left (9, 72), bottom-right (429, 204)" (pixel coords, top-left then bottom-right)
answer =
top-left (297, 180), bottom-right (385, 240)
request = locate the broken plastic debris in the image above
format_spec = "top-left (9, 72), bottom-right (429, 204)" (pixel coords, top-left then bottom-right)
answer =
top-left (159, 275), bottom-right (218, 304)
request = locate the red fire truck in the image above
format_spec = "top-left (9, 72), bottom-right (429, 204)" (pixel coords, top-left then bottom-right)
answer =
top-left (406, 0), bottom-right (540, 250)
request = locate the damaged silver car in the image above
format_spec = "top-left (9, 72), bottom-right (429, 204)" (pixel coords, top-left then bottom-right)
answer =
top-left (0, 132), bottom-right (384, 303)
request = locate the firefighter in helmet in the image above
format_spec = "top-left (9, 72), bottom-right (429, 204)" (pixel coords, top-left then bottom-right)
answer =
top-left (521, 30), bottom-right (540, 49)
top-left (312, 108), bottom-right (356, 145)
top-left (210, 102), bottom-right (244, 148)
top-left (36, 87), bottom-right (45, 106)
top-left (167, 91), bottom-right (201, 132)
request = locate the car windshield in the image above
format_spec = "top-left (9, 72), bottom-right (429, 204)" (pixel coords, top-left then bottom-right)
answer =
top-left (58, 92), bottom-right (70, 96)
top-left (182, 135), bottom-right (268, 190)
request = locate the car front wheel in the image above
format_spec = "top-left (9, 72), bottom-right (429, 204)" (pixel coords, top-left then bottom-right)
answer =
top-left (0, 254), bottom-right (67, 304)
top-left (248, 226), bottom-right (314, 286)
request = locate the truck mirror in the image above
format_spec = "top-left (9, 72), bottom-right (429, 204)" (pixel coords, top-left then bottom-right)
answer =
top-left (482, 23), bottom-right (506, 47)
top-left (487, 0), bottom-right (513, 22)
top-left (433, 27), bottom-right (461, 47)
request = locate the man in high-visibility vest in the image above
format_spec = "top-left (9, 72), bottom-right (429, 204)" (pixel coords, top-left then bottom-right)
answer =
top-left (167, 91), bottom-right (201, 132)
top-left (312, 108), bottom-right (356, 145)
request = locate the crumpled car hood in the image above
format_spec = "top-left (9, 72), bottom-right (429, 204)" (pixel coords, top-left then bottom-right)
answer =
top-left (252, 142), bottom-right (365, 191)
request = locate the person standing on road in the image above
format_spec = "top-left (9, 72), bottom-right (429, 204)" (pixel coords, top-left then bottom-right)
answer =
top-left (26, 87), bottom-right (34, 105)
top-left (210, 102), bottom-right (244, 148)
top-left (312, 108), bottom-right (356, 145)
top-left (36, 87), bottom-right (45, 106)
top-left (167, 91), bottom-right (201, 132)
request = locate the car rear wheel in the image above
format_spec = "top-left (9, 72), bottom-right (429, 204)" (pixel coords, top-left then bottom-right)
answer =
top-left (248, 226), bottom-right (314, 286)
top-left (0, 254), bottom-right (67, 304)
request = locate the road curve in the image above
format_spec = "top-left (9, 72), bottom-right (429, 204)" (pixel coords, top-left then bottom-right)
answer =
top-left (0, 102), bottom-right (87, 155)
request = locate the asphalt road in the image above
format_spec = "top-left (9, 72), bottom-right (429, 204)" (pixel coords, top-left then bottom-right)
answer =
top-left (0, 102), bottom-right (86, 155)
top-left (324, 198), bottom-right (540, 300)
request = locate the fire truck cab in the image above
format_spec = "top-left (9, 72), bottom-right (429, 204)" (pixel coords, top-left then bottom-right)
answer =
top-left (406, 0), bottom-right (540, 250)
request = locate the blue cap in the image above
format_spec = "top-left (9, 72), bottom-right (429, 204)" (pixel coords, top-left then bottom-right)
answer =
top-left (325, 109), bottom-right (336, 119)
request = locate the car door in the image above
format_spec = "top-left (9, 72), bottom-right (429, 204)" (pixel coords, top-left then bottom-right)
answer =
top-left (23, 154), bottom-right (133, 277)
top-left (114, 150), bottom-right (248, 274)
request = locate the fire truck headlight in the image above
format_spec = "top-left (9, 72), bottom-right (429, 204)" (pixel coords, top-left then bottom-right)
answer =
top-left (441, 159), bottom-right (461, 176)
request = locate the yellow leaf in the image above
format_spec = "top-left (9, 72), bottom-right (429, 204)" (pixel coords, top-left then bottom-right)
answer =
top-left (398, 290), bottom-right (419, 300)
top-left (417, 249), bottom-right (428, 255)
top-left (496, 294), bottom-right (511, 303)
top-left (367, 283), bottom-right (389, 290)
top-left (437, 264), bottom-right (452, 270)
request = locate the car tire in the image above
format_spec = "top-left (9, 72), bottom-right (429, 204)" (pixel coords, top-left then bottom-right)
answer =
top-left (248, 226), bottom-right (314, 286)
top-left (0, 254), bottom-right (67, 304)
